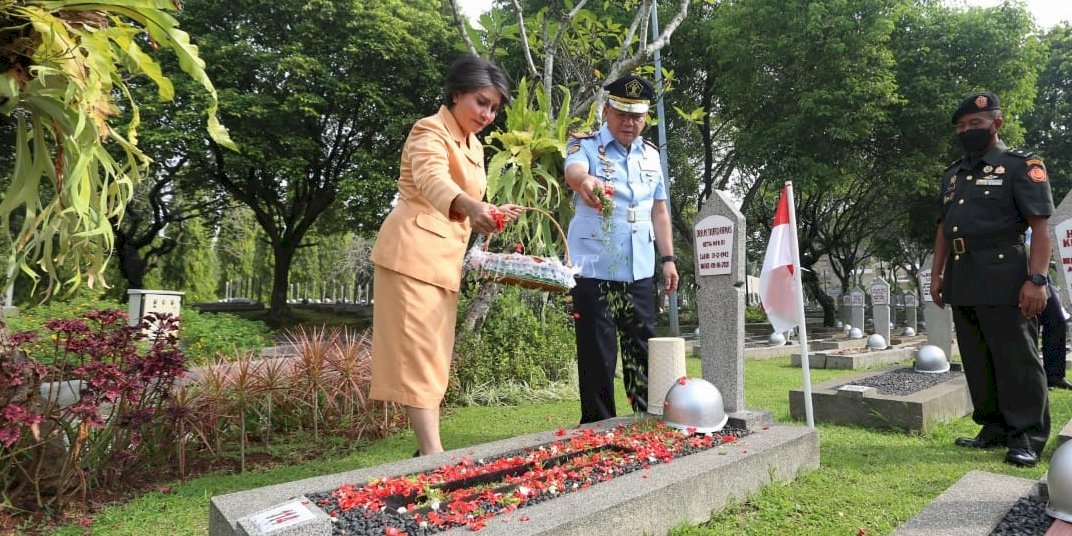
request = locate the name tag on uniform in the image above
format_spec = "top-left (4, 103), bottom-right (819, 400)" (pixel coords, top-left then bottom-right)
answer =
top-left (976, 178), bottom-right (1004, 186)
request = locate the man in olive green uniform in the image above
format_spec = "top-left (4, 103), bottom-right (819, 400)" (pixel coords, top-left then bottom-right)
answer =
top-left (930, 91), bottom-right (1052, 468)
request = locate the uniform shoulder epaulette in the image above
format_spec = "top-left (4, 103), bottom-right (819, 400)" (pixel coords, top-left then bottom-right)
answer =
top-left (569, 131), bottom-right (596, 139)
top-left (643, 138), bottom-right (659, 151)
top-left (944, 158), bottom-right (962, 171)
top-left (1006, 148), bottom-right (1036, 159)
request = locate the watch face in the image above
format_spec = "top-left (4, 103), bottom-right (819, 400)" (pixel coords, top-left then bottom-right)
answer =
top-left (1030, 274), bottom-right (1047, 285)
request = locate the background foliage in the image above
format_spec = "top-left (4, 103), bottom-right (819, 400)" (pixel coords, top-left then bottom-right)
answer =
top-left (4, 291), bottom-right (272, 365)
top-left (449, 283), bottom-right (577, 406)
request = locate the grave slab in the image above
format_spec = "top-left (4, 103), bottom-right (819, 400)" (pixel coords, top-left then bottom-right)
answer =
top-left (742, 345), bottom-right (795, 360)
top-left (891, 470), bottom-right (1040, 536)
top-left (788, 366), bottom-right (971, 431)
top-left (790, 346), bottom-right (915, 370)
top-left (210, 418), bottom-right (819, 536)
top-left (696, 342), bottom-right (822, 361)
top-left (888, 334), bottom-right (927, 346)
top-left (812, 338), bottom-right (867, 351)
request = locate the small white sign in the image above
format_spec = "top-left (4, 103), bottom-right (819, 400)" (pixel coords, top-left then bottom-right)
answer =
top-left (871, 286), bottom-right (888, 306)
top-left (694, 215), bottom-right (734, 276)
top-left (1056, 218), bottom-right (1072, 302)
top-left (919, 271), bottom-right (933, 302)
top-left (836, 384), bottom-right (874, 398)
top-left (250, 500), bottom-right (316, 533)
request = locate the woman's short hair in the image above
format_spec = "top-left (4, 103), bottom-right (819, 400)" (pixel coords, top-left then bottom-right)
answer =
top-left (442, 55), bottom-right (512, 108)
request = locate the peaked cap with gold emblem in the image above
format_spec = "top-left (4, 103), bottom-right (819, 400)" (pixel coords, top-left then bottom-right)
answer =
top-left (604, 75), bottom-right (654, 114)
top-left (951, 91), bottom-right (1000, 124)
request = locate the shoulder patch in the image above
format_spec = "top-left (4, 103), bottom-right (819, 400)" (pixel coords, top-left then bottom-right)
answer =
top-left (1028, 165), bottom-right (1048, 183)
top-left (569, 131), bottom-right (596, 139)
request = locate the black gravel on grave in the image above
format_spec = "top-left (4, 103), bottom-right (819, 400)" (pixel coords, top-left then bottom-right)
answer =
top-left (308, 426), bottom-right (751, 536)
top-left (835, 367), bottom-right (962, 396)
top-left (990, 496), bottom-right (1054, 536)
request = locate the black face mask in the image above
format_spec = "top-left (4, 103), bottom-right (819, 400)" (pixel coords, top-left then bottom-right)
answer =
top-left (956, 128), bottom-right (993, 154)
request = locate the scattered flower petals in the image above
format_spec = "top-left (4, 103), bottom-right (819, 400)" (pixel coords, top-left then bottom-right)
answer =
top-left (316, 421), bottom-right (748, 533)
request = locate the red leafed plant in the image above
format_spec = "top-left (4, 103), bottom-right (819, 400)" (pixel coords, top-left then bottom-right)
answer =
top-left (0, 310), bottom-right (188, 512)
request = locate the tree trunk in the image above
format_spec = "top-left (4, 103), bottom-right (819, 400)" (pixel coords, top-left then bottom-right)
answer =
top-left (116, 239), bottom-right (147, 290)
top-left (268, 246), bottom-right (295, 323)
top-left (463, 283), bottom-right (500, 333)
top-left (803, 265), bottom-right (836, 326)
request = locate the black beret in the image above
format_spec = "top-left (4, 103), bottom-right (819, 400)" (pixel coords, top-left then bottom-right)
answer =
top-left (951, 91), bottom-right (1000, 124)
top-left (604, 75), bottom-right (654, 113)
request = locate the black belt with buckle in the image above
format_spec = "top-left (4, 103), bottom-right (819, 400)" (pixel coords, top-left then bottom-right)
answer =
top-left (951, 234), bottom-right (1024, 255)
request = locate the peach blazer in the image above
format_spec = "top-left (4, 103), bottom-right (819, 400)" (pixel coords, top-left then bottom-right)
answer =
top-left (370, 106), bottom-right (487, 291)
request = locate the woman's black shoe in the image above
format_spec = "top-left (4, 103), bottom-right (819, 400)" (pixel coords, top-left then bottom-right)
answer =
top-left (413, 449), bottom-right (421, 458)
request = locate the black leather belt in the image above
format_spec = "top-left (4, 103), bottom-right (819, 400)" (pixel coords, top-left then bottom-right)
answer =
top-left (951, 234), bottom-right (1024, 255)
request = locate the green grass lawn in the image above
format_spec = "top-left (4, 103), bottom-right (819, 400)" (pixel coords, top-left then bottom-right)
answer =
top-left (50, 356), bottom-right (1072, 535)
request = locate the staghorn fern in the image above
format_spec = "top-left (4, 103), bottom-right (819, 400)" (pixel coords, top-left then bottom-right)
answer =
top-left (483, 78), bottom-right (589, 259)
top-left (0, 0), bottom-right (236, 297)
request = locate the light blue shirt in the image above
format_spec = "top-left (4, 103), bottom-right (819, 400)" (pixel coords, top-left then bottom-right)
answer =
top-left (564, 124), bottom-right (666, 282)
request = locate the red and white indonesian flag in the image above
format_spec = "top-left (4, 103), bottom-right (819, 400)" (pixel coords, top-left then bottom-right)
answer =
top-left (759, 188), bottom-right (802, 333)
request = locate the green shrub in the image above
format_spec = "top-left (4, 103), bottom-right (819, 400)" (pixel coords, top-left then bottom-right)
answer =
top-left (745, 305), bottom-right (767, 323)
top-left (449, 284), bottom-right (576, 405)
top-left (5, 291), bottom-right (272, 366)
top-left (4, 288), bottom-right (117, 334)
top-left (178, 308), bottom-right (273, 364)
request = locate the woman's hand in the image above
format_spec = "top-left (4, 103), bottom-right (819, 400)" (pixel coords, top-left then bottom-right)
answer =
top-left (466, 201), bottom-right (499, 234)
top-left (497, 204), bottom-right (524, 222)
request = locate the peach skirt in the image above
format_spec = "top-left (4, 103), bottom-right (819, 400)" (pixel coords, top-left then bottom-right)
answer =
top-left (369, 265), bottom-right (459, 409)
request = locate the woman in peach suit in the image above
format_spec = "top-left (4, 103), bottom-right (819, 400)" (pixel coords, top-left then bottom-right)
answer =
top-left (369, 56), bottom-right (520, 456)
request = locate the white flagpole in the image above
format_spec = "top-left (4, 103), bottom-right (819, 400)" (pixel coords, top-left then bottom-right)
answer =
top-left (785, 181), bottom-right (814, 428)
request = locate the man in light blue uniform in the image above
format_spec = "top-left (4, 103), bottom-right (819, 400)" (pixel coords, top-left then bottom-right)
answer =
top-left (563, 75), bottom-right (680, 424)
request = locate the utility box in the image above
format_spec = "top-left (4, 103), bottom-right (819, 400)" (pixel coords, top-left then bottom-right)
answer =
top-left (127, 289), bottom-right (185, 329)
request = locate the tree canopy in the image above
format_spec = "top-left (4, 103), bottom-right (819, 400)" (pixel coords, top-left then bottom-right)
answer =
top-left (169, 0), bottom-right (454, 321)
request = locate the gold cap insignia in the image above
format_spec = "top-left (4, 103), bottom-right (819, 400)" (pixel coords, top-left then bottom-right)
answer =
top-left (625, 79), bottom-right (643, 98)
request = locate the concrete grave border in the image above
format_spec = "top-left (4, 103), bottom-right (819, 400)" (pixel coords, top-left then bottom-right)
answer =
top-left (210, 417), bottom-right (819, 536)
top-left (790, 346), bottom-right (916, 370)
top-left (891, 470), bottom-right (1041, 536)
top-left (788, 365), bottom-right (971, 431)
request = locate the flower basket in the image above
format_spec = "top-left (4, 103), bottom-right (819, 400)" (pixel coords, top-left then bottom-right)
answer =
top-left (465, 207), bottom-right (578, 293)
